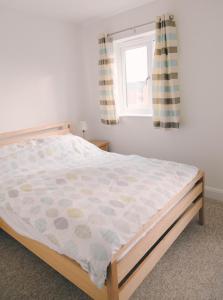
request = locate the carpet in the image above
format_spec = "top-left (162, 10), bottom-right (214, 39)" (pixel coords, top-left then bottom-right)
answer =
top-left (1, 199), bottom-right (223, 300)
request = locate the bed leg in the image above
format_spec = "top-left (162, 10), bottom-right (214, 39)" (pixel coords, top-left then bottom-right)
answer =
top-left (107, 261), bottom-right (119, 300)
top-left (199, 174), bottom-right (205, 225)
top-left (199, 198), bottom-right (205, 225)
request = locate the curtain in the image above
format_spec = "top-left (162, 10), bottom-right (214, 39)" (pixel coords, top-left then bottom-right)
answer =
top-left (152, 15), bottom-right (180, 128)
top-left (98, 34), bottom-right (119, 125)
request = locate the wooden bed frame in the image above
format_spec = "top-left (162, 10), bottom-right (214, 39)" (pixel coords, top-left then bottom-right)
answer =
top-left (0, 122), bottom-right (205, 300)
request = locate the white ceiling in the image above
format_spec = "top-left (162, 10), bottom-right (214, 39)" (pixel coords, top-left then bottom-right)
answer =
top-left (0, 0), bottom-right (155, 23)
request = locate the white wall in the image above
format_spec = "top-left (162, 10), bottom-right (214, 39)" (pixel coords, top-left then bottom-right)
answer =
top-left (79, 0), bottom-right (223, 197)
top-left (0, 8), bottom-right (82, 132)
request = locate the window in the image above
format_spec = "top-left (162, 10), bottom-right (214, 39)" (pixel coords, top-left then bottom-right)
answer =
top-left (114, 32), bottom-right (155, 116)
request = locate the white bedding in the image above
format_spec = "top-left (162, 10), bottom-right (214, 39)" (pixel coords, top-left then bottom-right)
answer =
top-left (0, 176), bottom-right (196, 263)
top-left (0, 134), bottom-right (198, 287)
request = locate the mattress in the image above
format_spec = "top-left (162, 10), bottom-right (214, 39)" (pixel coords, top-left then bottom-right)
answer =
top-left (0, 134), bottom-right (198, 287)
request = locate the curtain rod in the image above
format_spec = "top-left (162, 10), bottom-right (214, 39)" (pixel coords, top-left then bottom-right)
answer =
top-left (108, 20), bottom-right (155, 37)
top-left (108, 15), bottom-right (174, 37)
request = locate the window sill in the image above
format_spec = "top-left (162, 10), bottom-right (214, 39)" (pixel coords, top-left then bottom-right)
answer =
top-left (119, 114), bottom-right (152, 118)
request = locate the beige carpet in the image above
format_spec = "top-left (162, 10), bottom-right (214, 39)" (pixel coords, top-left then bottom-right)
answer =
top-left (1, 198), bottom-right (223, 300)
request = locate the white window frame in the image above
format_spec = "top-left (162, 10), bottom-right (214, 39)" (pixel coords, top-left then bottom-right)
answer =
top-left (114, 31), bottom-right (155, 117)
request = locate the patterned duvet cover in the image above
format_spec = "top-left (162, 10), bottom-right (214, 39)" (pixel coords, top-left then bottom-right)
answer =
top-left (0, 134), bottom-right (198, 287)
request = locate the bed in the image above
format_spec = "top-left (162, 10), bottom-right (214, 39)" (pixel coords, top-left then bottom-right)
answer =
top-left (0, 122), bottom-right (204, 300)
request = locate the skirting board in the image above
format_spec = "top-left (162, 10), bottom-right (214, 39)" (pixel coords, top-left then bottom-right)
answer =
top-left (205, 186), bottom-right (223, 201)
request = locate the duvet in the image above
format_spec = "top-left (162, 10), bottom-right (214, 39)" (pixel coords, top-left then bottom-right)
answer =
top-left (0, 134), bottom-right (198, 287)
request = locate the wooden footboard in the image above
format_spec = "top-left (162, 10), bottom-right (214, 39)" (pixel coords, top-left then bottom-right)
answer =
top-left (107, 171), bottom-right (204, 300)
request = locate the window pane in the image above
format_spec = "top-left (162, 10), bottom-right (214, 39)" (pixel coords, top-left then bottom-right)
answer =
top-left (125, 46), bottom-right (151, 112)
top-left (125, 47), bottom-right (148, 82)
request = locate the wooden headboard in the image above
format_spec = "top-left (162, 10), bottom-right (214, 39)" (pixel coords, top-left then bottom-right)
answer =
top-left (0, 122), bottom-right (71, 147)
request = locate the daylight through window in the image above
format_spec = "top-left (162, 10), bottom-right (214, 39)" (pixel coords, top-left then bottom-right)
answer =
top-left (114, 32), bottom-right (155, 116)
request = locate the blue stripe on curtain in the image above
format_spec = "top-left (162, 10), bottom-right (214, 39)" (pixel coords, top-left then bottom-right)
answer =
top-left (154, 60), bottom-right (177, 68)
top-left (153, 110), bottom-right (180, 117)
top-left (153, 85), bottom-right (179, 93)
top-left (157, 33), bottom-right (177, 42)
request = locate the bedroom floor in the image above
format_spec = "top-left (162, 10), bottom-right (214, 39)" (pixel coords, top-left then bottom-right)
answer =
top-left (0, 198), bottom-right (223, 300)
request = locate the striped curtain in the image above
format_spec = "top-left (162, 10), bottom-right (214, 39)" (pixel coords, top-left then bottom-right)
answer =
top-left (152, 15), bottom-right (180, 128)
top-left (98, 34), bottom-right (119, 125)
